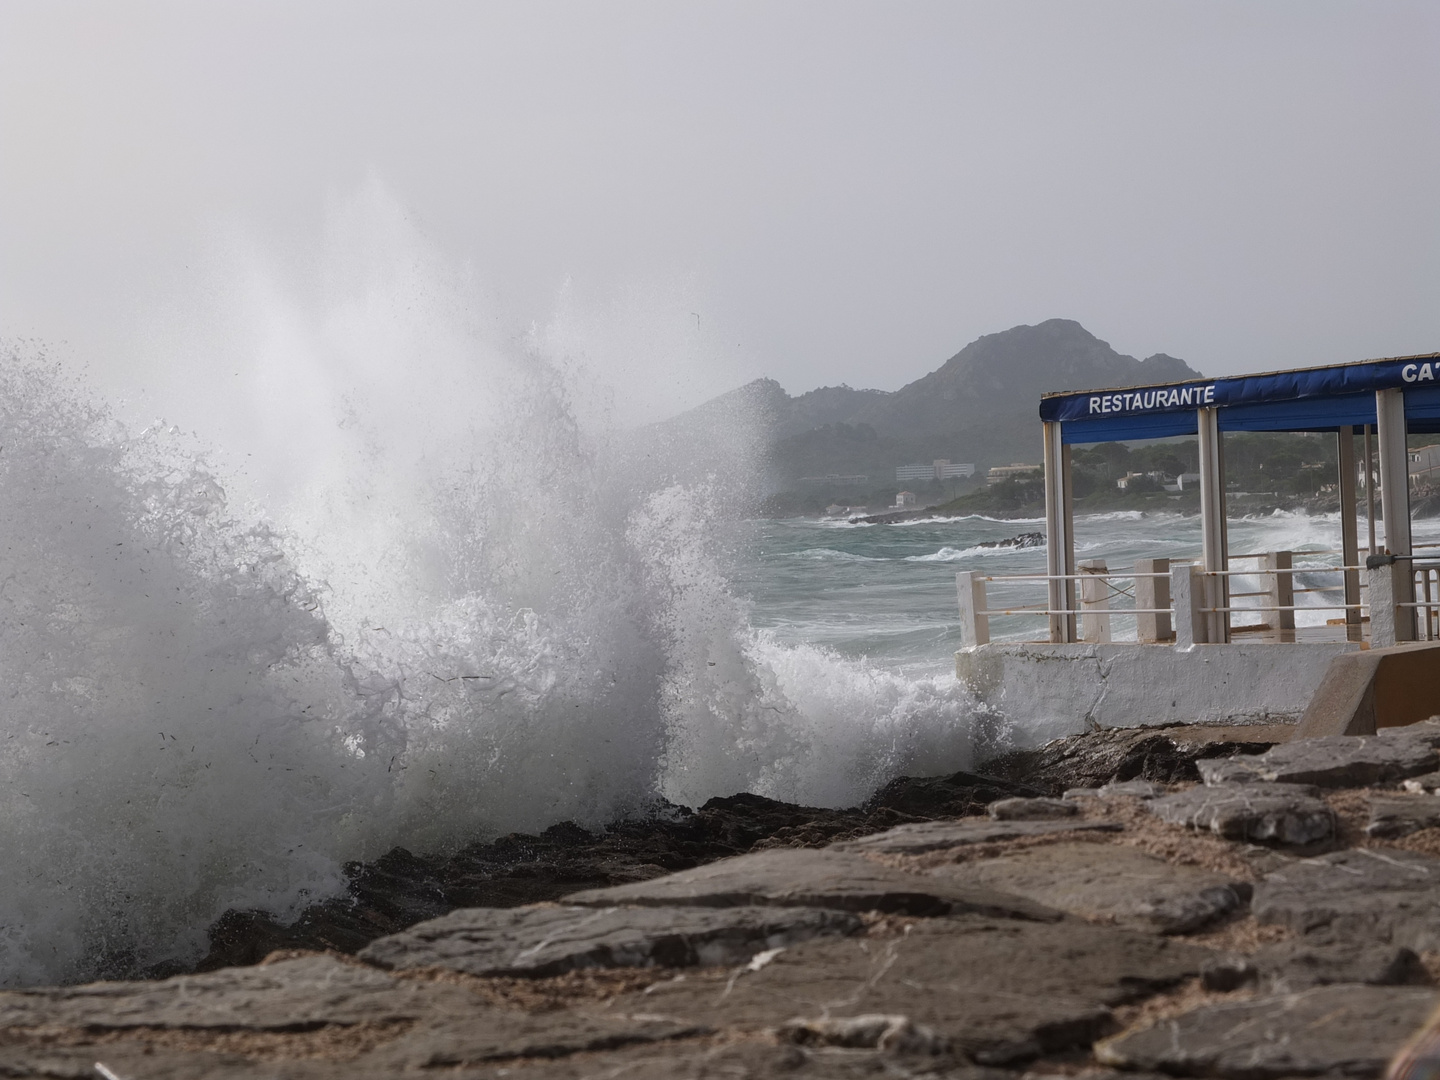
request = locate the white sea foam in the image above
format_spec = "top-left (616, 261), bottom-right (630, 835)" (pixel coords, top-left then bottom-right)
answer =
top-left (904, 541), bottom-right (1046, 562)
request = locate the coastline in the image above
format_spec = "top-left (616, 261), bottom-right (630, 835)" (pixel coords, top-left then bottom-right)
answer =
top-left (5, 722), bottom-right (1440, 1077)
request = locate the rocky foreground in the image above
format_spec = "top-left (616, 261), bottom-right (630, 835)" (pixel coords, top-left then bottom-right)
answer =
top-left (8, 724), bottom-right (1440, 1078)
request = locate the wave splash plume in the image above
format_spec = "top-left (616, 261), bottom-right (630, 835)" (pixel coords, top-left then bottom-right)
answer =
top-left (0, 196), bottom-right (975, 987)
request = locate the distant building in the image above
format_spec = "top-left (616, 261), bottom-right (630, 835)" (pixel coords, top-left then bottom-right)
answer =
top-left (1116, 471), bottom-right (1168, 490)
top-left (1412, 445), bottom-right (1440, 492)
top-left (799, 474), bottom-right (870, 484)
top-left (937, 460), bottom-right (976, 479)
top-left (895, 459), bottom-right (975, 482)
top-left (894, 491), bottom-right (918, 508)
top-left (986, 463), bottom-right (1041, 485)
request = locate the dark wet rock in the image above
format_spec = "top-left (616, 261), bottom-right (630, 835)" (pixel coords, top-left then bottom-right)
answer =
top-left (562, 847), bottom-right (1062, 921)
top-left (833, 818), bottom-right (1122, 856)
top-left (1252, 847), bottom-right (1440, 951)
top-left (1096, 984), bottom-right (1439, 1078)
top-left (1369, 793), bottom-right (1440, 837)
top-left (624, 914), bottom-right (1209, 1066)
top-left (981, 727), bottom-right (1274, 795)
top-left (359, 903), bottom-right (861, 977)
top-left (986, 796), bottom-right (1077, 820)
top-left (863, 769), bottom-right (1047, 818)
top-left (1199, 954), bottom-right (1259, 991)
top-left (928, 842), bottom-right (1250, 934)
top-left (1148, 782), bottom-right (1335, 844)
top-left (195, 783), bottom-right (1030, 974)
top-left (1202, 720), bottom-right (1440, 788)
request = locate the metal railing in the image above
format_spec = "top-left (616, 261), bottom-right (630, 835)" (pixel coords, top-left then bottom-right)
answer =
top-left (956, 550), bottom-right (1383, 647)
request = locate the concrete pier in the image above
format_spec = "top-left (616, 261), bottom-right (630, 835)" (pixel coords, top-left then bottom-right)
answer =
top-left (956, 641), bottom-right (1359, 747)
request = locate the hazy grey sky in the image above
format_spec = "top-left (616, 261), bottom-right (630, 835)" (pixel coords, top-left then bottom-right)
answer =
top-left (2, 0), bottom-right (1437, 421)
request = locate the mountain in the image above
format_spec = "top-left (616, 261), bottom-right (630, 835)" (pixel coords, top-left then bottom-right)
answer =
top-left (682, 319), bottom-right (1202, 498)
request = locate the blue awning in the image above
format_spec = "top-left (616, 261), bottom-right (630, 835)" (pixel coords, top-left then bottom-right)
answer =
top-left (1217, 391), bottom-right (1376, 433)
top-left (1040, 353), bottom-right (1440, 444)
top-left (1059, 410), bottom-right (1198, 445)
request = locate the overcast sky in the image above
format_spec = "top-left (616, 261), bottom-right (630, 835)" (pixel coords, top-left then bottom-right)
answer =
top-left (2, 0), bottom-right (1437, 428)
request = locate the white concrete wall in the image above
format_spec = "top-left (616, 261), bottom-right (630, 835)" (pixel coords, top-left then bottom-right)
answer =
top-left (956, 641), bottom-right (1359, 749)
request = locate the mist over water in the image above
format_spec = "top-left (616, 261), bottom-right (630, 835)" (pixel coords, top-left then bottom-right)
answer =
top-left (0, 190), bottom-right (976, 987)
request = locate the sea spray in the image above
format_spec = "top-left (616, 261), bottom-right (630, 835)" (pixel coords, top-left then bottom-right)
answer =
top-left (0, 188), bottom-right (986, 988)
top-left (0, 343), bottom-right (980, 987)
top-left (0, 349), bottom-right (391, 986)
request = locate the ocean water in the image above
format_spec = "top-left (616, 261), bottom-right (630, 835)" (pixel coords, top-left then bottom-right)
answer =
top-left (741, 510), bottom-right (1440, 664)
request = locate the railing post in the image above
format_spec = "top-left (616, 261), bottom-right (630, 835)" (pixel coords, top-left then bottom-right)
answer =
top-left (1134, 558), bottom-right (1171, 643)
top-left (1043, 421), bottom-right (1076, 643)
top-left (1367, 554), bottom-right (1415, 647)
top-left (1172, 562), bottom-right (1207, 648)
top-left (1264, 551), bottom-right (1295, 643)
top-left (1337, 426), bottom-right (1363, 641)
top-left (1078, 559), bottom-right (1112, 643)
top-left (1197, 406), bottom-right (1230, 643)
top-left (956, 571), bottom-right (990, 647)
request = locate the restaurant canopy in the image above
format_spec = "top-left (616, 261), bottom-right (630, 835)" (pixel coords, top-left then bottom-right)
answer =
top-left (1039, 353), bottom-right (1440, 445)
top-left (1034, 352), bottom-right (1440, 644)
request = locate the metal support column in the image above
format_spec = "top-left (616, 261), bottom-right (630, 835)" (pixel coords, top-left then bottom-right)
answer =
top-left (1364, 424), bottom-right (1377, 555)
top-left (1042, 420), bottom-right (1076, 643)
top-left (1336, 427), bottom-right (1362, 641)
top-left (1197, 407), bottom-right (1229, 643)
top-left (1376, 388), bottom-right (1415, 640)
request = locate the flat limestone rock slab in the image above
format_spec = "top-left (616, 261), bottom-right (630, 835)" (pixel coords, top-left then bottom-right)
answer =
top-left (1200, 720), bottom-right (1440, 788)
top-left (0, 1045), bottom-right (327, 1080)
top-left (385, 1036), bottom-right (1013, 1080)
top-left (1368, 793), bottom-right (1440, 838)
top-left (1096, 984), bottom-right (1439, 1078)
top-left (928, 842), bottom-right (1249, 934)
top-left (0, 1011), bottom-right (709, 1080)
top-left (1253, 939), bottom-right (1428, 991)
top-left (359, 903), bottom-right (861, 977)
top-left (367, 1009), bottom-right (709, 1071)
top-left (831, 818), bottom-right (1122, 856)
top-left (621, 914), bottom-right (1209, 1066)
top-left (986, 797), bottom-right (1077, 821)
top-left (0, 955), bottom-right (476, 1030)
top-left (1252, 847), bottom-right (1440, 951)
top-left (1148, 782), bottom-right (1334, 844)
top-left (562, 848), bottom-right (1061, 922)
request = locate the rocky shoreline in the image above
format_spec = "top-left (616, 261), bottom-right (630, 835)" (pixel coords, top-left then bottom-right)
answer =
top-left (8, 723), bottom-right (1440, 1078)
top-left (192, 726), bottom-right (1265, 973)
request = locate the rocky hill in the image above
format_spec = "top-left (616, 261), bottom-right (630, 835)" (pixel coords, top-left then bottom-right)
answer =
top-left (677, 319), bottom-right (1202, 503)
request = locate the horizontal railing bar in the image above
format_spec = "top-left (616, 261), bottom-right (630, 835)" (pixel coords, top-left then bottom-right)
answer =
top-left (977, 608), bottom-right (1176, 617)
top-left (1203, 604), bottom-right (1356, 613)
